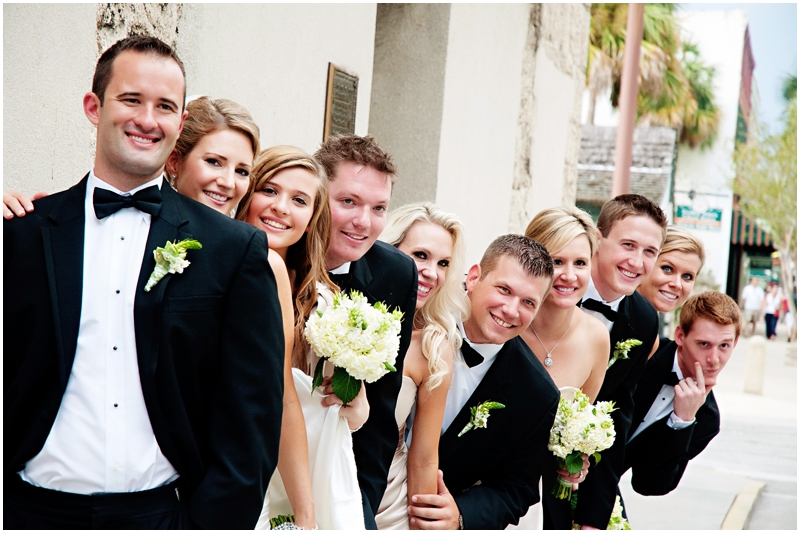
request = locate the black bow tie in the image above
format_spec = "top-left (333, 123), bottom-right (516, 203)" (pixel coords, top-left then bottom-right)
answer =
top-left (328, 272), bottom-right (352, 291)
top-left (460, 340), bottom-right (484, 368)
top-left (665, 372), bottom-right (681, 387)
top-left (93, 185), bottom-right (162, 219)
top-left (579, 298), bottom-right (622, 323)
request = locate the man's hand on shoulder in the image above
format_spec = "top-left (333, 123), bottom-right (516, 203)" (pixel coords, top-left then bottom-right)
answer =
top-left (4, 190), bottom-right (47, 219)
top-left (673, 363), bottom-right (706, 422)
top-left (407, 470), bottom-right (460, 530)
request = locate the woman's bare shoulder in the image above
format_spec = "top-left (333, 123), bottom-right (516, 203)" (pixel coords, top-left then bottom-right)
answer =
top-left (575, 310), bottom-right (611, 351)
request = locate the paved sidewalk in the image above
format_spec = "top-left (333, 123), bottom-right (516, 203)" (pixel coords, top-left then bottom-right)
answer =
top-left (621, 324), bottom-right (797, 530)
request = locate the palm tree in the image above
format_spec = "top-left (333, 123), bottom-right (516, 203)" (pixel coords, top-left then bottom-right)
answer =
top-left (586, 4), bottom-right (719, 149)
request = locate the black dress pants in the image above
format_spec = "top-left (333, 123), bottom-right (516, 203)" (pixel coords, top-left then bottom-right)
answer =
top-left (4, 474), bottom-right (192, 529)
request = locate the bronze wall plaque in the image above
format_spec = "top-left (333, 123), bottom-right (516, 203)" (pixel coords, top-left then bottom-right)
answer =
top-left (323, 63), bottom-right (358, 141)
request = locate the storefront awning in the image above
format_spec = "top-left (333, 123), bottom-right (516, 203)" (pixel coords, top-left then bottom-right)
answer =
top-left (731, 207), bottom-right (773, 247)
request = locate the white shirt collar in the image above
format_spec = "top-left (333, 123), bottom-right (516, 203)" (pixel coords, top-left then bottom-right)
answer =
top-left (329, 262), bottom-right (351, 275)
top-left (672, 348), bottom-right (685, 380)
top-left (457, 321), bottom-right (504, 361)
top-left (583, 275), bottom-right (625, 312)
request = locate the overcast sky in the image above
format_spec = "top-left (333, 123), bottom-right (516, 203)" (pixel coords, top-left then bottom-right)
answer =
top-left (680, 3), bottom-right (797, 135)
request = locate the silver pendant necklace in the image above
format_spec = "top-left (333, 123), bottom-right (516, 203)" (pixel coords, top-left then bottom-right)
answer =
top-left (531, 314), bottom-right (574, 367)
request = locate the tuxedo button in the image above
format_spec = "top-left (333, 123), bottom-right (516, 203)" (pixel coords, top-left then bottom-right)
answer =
top-left (120, 236), bottom-right (125, 240)
top-left (115, 290), bottom-right (120, 294)
top-left (114, 403), bottom-right (119, 408)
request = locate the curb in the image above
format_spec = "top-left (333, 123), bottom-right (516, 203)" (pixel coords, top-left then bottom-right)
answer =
top-left (720, 480), bottom-right (765, 530)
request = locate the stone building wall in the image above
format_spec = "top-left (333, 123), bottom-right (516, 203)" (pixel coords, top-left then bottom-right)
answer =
top-left (508, 3), bottom-right (591, 234)
top-left (576, 125), bottom-right (677, 207)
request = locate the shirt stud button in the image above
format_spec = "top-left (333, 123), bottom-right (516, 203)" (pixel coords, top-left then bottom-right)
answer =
top-left (114, 403), bottom-right (119, 408)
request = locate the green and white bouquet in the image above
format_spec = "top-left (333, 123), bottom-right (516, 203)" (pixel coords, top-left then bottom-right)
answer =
top-left (304, 289), bottom-right (403, 405)
top-left (607, 495), bottom-right (632, 530)
top-left (548, 389), bottom-right (616, 500)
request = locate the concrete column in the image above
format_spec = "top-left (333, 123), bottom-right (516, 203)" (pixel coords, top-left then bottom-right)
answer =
top-left (743, 336), bottom-right (766, 395)
top-left (369, 4), bottom-right (451, 209)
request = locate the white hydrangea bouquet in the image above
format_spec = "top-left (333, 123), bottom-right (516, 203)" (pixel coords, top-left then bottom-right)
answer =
top-left (548, 389), bottom-right (616, 500)
top-left (304, 289), bottom-right (403, 405)
top-left (571, 495), bottom-right (631, 530)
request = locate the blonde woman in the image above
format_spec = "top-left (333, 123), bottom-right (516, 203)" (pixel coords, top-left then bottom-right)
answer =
top-left (522, 207), bottom-right (610, 530)
top-left (523, 207), bottom-right (609, 401)
top-left (637, 226), bottom-right (705, 314)
top-left (375, 202), bottom-right (470, 529)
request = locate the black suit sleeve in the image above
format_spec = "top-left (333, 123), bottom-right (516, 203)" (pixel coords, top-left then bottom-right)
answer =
top-left (454, 392), bottom-right (559, 529)
top-left (628, 405), bottom-right (720, 495)
top-left (574, 340), bottom-right (653, 528)
top-left (188, 231), bottom-right (284, 529)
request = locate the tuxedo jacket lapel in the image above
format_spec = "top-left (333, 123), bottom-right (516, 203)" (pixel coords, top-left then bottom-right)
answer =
top-left (43, 176), bottom-right (88, 391)
top-left (134, 181), bottom-right (190, 384)
top-left (631, 342), bottom-right (676, 430)
top-left (348, 253), bottom-right (374, 299)
top-left (602, 297), bottom-right (636, 392)
top-left (439, 342), bottom-right (515, 460)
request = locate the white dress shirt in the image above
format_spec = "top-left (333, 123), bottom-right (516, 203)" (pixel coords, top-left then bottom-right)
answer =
top-left (21, 171), bottom-right (178, 494)
top-left (580, 276), bottom-right (625, 332)
top-left (329, 262), bottom-right (351, 275)
top-left (441, 322), bottom-right (504, 433)
top-left (628, 349), bottom-right (694, 442)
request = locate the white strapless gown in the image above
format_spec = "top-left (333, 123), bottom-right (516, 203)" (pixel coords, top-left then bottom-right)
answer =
top-left (374, 375), bottom-right (418, 529)
top-left (256, 285), bottom-right (365, 530)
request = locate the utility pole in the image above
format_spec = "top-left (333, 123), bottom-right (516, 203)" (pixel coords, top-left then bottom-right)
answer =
top-left (611, 3), bottom-right (644, 196)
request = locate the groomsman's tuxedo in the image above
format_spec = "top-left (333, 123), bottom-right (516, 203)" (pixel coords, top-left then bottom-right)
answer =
top-left (4, 175), bottom-right (284, 529)
top-left (438, 334), bottom-right (559, 529)
top-left (624, 339), bottom-right (720, 495)
top-left (566, 289), bottom-right (659, 529)
top-left (329, 240), bottom-right (418, 525)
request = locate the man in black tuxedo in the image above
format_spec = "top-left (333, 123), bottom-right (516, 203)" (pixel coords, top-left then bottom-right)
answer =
top-left (4, 36), bottom-right (283, 529)
top-left (552, 194), bottom-right (667, 530)
top-left (407, 235), bottom-right (560, 529)
top-left (624, 291), bottom-right (741, 496)
top-left (315, 135), bottom-right (418, 529)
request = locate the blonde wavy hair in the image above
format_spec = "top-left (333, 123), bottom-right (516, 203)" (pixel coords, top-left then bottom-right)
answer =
top-left (380, 202), bottom-right (470, 391)
top-left (236, 146), bottom-right (335, 369)
top-left (525, 206), bottom-right (598, 258)
top-left (660, 225), bottom-right (706, 273)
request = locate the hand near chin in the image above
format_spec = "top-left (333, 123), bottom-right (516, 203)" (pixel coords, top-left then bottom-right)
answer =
top-left (673, 363), bottom-right (706, 421)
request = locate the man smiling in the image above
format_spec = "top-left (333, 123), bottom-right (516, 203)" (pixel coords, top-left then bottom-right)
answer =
top-left (315, 135), bottom-right (418, 529)
top-left (555, 194), bottom-right (667, 530)
top-left (5, 36), bottom-right (283, 529)
top-left (407, 235), bottom-right (559, 530)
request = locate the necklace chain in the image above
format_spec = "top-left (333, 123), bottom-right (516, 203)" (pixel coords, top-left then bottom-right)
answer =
top-left (530, 314), bottom-right (574, 367)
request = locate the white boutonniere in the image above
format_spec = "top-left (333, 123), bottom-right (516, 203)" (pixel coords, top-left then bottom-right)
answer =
top-left (608, 338), bottom-right (643, 369)
top-left (144, 239), bottom-right (202, 292)
top-left (458, 400), bottom-right (505, 437)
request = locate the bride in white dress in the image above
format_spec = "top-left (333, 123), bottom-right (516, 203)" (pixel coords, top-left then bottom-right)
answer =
top-left (233, 146), bottom-right (368, 529)
top-left (374, 202), bottom-right (470, 529)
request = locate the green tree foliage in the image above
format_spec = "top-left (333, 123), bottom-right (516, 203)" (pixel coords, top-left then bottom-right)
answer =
top-left (586, 4), bottom-right (720, 149)
top-left (733, 84), bottom-right (797, 317)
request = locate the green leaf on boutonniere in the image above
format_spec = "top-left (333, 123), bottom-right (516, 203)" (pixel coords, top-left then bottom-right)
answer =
top-left (144, 238), bottom-right (202, 292)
